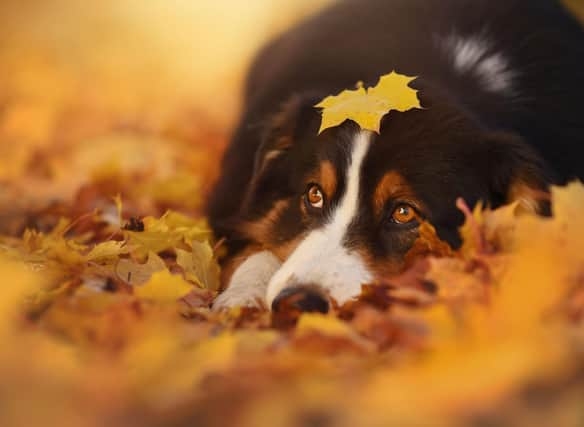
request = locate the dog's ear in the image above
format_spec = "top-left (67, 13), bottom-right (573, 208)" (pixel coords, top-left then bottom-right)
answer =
top-left (487, 132), bottom-right (552, 214)
top-left (252, 93), bottom-right (322, 176)
top-left (240, 93), bottom-right (321, 215)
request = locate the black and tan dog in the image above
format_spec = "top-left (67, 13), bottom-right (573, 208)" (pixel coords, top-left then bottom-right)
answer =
top-left (209, 0), bottom-right (584, 311)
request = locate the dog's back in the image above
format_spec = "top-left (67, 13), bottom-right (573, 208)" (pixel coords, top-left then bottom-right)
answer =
top-left (210, 0), bottom-right (584, 237)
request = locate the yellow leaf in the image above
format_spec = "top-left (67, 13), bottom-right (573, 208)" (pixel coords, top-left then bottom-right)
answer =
top-left (135, 268), bottom-right (192, 303)
top-left (163, 211), bottom-right (212, 242)
top-left (19, 217), bottom-right (94, 268)
top-left (176, 241), bottom-right (220, 290)
top-left (115, 251), bottom-right (166, 285)
top-left (551, 181), bottom-right (584, 229)
top-left (481, 201), bottom-right (522, 251)
top-left (315, 71), bottom-right (421, 134)
top-left (124, 211), bottom-right (211, 258)
top-left (51, 239), bottom-right (87, 266)
top-left (494, 182), bottom-right (584, 332)
top-left (85, 240), bottom-right (127, 262)
top-left (296, 313), bottom-right (354, 337)
top-left (457, 200), bottom-right (486, 258)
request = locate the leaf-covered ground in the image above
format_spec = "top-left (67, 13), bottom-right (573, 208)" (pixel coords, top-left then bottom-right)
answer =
top-left (1, 2), bottom-right (584, 427)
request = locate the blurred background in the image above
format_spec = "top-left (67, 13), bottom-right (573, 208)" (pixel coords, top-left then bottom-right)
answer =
top-left (0, 0), bottom-right (334, 229)
top-left (0, 0), bottom-right (333, 125)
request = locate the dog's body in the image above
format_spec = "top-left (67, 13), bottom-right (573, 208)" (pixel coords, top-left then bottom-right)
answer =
top-left (209, 0), bottom-right (584, 310)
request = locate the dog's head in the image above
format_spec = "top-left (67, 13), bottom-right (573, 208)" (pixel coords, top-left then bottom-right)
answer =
top-left (232, 88), bottom-right (550, 309)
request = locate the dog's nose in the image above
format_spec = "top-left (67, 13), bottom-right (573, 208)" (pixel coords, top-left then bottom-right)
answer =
top-left (271, 285), bottom-right (329, 314)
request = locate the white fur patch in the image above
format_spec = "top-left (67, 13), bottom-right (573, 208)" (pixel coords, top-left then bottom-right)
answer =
top-left (442, 34), bottom-right (516, 93)
top-left (265, 131), bottom-right (374, 308)
top-left (212, 250), bottom-right (282, 310)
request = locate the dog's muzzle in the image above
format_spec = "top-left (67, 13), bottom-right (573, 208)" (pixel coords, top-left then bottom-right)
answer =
top-left (271, 284), bottom-right (329, 314)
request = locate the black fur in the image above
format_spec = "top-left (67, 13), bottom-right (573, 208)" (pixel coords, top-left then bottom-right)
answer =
top-left (209, 0), bottom-right (584, 255)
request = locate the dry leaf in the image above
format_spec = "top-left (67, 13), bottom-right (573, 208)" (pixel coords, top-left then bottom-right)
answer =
top-left (176, 241), bottom-right (221, 290)
top-left (115, 251), bottom-right (167, 285)
top-left (85, 241), bottom-right (128, 262)
top-left (315, 71), bottom-right (421, 133)
top-left (124, 211), bottom-right (211, 258)
top-left (134, 269), bottom-right (193, 303)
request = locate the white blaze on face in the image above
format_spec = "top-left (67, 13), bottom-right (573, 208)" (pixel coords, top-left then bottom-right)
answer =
top-left (265, 131), bottom-right (374, 308)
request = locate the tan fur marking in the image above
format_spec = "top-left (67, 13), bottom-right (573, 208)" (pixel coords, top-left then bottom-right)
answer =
top-left (320, 160), bottom-right (337, 199)
top-left (373, 171), bottom-right (420, 218)
top-left (223, 199), bottom-right (303, 289)
top-left (234, 198), bottom-right (303, 262)
top-left (242, 200), bottom-right (290, 243)
top-left (304, 161), bottom-right (338, 201)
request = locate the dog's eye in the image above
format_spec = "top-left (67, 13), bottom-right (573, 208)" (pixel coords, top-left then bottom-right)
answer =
top-left (305, 184), bottom-right (324, 209)
top-left (391, 204), bottom-right (417, 224)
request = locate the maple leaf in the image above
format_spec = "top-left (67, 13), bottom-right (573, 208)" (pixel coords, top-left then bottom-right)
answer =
top-left (315, 71), bottom-right (422, 134)
top-left (85, 240), bottom-right (128, 262)
top-left (115, 251), bottom-right (166, 285)
top-left (134, 268), bottom-right (193, 303)
top-left (124, 211), bottom-right (211, 258)
top-left (176, 241), bottom-right (221, 291)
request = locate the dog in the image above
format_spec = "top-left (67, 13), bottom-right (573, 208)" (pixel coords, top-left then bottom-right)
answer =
top-left (208, 0), bottom-right (584, 312)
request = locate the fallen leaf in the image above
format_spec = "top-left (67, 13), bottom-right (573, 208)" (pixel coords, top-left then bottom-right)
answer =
top-left (295, 313), bottom-right (355, 338)
top-left (85, 240), bottom-right (128, 262)
top-left (124, 211), bottom-right (211, 258)
top-left (115, 251), bottom-right (166, 285)
top-left (134, 268), bottom-right (193, 303)
top-left (176, 241), bottom-right (220, 290)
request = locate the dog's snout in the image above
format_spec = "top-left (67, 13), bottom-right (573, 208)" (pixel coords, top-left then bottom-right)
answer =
top-left (271, 285), bottom-right (329, 314)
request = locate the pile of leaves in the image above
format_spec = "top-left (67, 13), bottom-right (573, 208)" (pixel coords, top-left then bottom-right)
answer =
top-left (2, 172), bottom-right (584, 426)
top-left (2, 2), bottom-right (584, 426)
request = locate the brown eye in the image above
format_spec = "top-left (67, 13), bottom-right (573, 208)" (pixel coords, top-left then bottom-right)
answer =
top-left (305, 184), bottom-right (324, 209)
top-left (391, 204), bottom-right (417, 224)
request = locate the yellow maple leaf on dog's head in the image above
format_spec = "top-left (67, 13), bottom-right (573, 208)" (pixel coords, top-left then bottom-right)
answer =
top-left (315, 71), bottom-right (421, 134)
